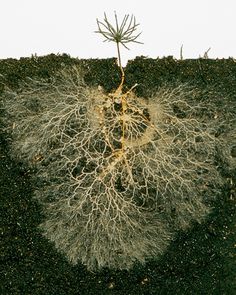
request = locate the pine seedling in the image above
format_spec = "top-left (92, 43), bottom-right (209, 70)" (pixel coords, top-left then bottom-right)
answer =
top-left (96, 12), bottom-right (143, 94)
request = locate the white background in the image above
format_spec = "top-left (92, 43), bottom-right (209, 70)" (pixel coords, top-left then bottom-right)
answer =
top-left (0, 0), bottom-right (235, 65)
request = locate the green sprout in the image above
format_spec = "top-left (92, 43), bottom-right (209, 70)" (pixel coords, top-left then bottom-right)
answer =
top-left (95, 12), bottom-right (143, 92)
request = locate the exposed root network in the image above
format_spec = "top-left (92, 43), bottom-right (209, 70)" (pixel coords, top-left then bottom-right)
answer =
top-left (2, 66), bottom-right (224, 270)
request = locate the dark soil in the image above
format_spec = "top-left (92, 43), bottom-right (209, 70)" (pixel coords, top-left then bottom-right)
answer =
top-left (0, 55), bottom-right (235, 295)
